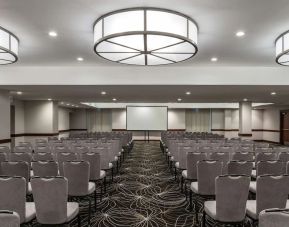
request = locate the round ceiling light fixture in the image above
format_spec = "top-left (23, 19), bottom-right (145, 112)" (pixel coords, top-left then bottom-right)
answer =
top-left (276, 30), bottom-right (289, 66)
top-left (93, 8), bottom-right (198, 66)
top-left (0, 26), bottom-right (19, 65)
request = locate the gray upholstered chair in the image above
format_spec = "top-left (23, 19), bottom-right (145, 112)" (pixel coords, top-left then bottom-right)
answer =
top-left (63, 161), bottom-right (95, 225)
top-left (81, 152), bottom-right (106, 195)
top-left (181, 152), bottom-right (207, 194)
top-left (250, 161), bottom-right (286, 194)
top-left (232, 152), bottom-right (254, 162)
top-left (246, 175), bottom-right (289, 225)
top-left (31, 177), bottom-right (80, 226)
top-left (209, 152), bottom-right (230, 174)
top-left (32, 161), bottom-right (59, 177)
top-left (0, 210), bottom-right (20, 227)
top-left (0, 176), bottom-right (35, 225)
top-left (259, 208), bottom-right (289, 227)
top-left (203, 175), bottom-right (250, 226)
top-left (34, 145), bottom-right (51, 153)
top-left (255, 152), bottom-right (277, 164)
top-left (32, 152), bottom-right (54, 161)
top-left (0, 146), bottom-right (10, 155)
top-left (278, 152), bottom-right (289, 163)
top-left (9, 152), bottom-right (32, 165)
top-left (1, 161), bottom-right (31, 194)
top-left (0, 152), bottom-right (8, 175)
top-left (190, 160), bottom-right (223, 224)
top-left (56, 152), bottom-right (78, 176)
top-left (227, 161), bottom-right (253, 176)
top-left (13, 146), bottom-right (32, 154)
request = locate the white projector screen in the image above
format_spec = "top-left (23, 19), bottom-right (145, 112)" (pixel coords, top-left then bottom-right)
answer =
top-left (126, 106), bottom-right (168, 131)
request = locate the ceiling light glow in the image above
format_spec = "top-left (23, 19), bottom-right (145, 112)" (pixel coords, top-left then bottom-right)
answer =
top-left (101, 91), bottom-right (106, 95)
top-left (271, 92), bottom-right (276, 95)
top-left (211, 57), bottom-right (218, 62)
top-left (77, 57), bottom-right (84, 61)
top-left (185, 91), bottom-right (191, 95)
top-left (16, 91), bottom-right (22, 95)
top-left (93, 8), bottom-right (198, 66)
top-left (48, 31), bottom-right (58, 37)
top-left (236, 31), bottom-right (245, 37)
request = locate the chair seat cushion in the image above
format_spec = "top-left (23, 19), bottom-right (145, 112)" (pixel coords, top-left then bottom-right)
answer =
top-left (66, 202), bottom-right (79, 222)
top-left (251, 170), bottom-right (256, 178)
top-left (25, 202), bottom-right (36, 223)
top-left (246, 200), bottom-right (257, 220)
top-left (182, 170), bottom-right (187, 179)
top-left (114, 156), bottom-right (118, 161)
top-left (286, 200), bottom-right (289, 208)
top-left (175, 162), bottom-right (179, 168)
top-left (30, 170), bottom-right (34, 177)
top-left (249, 181), bottom-right (256, 193)
top-left (170, 156), bottom-right (174, 161)
top-left (167, 152), bottom-right (171, 156)
top-left (88, 182), bottom-right (96, 194)
top-left (100, 170), bottom-right (106, 179)
top-left (118, 152), bottom-right (121, 156)
top-left (109, 162), bottom-right (113, 169)
top-left (204, 201), bottom-right (217, 219)
top-left (191, 182), bottom-right (198, 193)
top-left (0, 211), bottom-right (20, 226)
top-left (27, 182), bottom-right (32, 195)
top-left (259, 209), bottom-right (289, 227)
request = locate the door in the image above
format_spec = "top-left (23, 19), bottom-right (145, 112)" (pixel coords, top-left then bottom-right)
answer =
top-left (280, 111), bottom-right (289, 145)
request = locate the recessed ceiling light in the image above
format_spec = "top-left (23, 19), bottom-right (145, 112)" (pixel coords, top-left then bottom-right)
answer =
top-left (243, 98), bottom-right (248, 101)
top-left (177, 98), bottom-right (182, 102)
top-left (211, 57), bottom-right (218, 62)
top-left (236, 31), bottom-right (245, 37)
top-left (271, 92), bottom-right (277, 95)
top-left (66, 104), bottom-right (70, 106)
top-left (48, 98), bottom-right (52, 101)
top-left (48, 31), bottom-right (58, 37)
top-left (112, 98), bottom-right (117, 101)
top-left (77, 57), bottom-right (84, 62)
top-left (101, 91), bottom-right (106, 95)
top-left (16, 91), bottom-right (22, 95)
top-left (185, 91), bottom-right (191, 95)
top-left (60, 102), bottom-right (64, 105)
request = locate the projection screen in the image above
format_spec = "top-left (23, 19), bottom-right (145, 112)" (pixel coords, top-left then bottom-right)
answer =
top-left (126, 106), bottom-right (168, 131)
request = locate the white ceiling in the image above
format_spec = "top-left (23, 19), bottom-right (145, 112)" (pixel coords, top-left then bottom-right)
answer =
top-left (1, 0), bottom-right (289, 67)
top-left (2, 85), bottom-right (289, 106)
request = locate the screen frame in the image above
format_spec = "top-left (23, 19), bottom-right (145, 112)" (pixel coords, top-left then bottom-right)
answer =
top-left (126, 105), bottom-right (168, 131)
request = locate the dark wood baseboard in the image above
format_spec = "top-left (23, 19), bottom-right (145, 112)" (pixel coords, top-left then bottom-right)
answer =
top-left (0, 138), bottom-right (11, 144)
top-left (254, 139), bottom-right (280, 144)
top-left (211, 129), bottom-right (239, 132)
top-left (238, 133), bottom-right (253, 137)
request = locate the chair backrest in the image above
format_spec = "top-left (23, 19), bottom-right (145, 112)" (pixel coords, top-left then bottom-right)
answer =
top-left (257, 161), bottom-right (285, 176)
top-left (0, 177), bottom-right (26, 223)
top-left (31, 177), bottom-right (68, 224)
top-left (9, 153), bottom-right (32, 165)
top-left (232, 152), bottom-right (254, 161)
top-left (0, 152), bottom-right (8, 162)
top-left (227, 161), bottom-right (253, 176)
top-left (32, 152), bottom-right (54, 161)
top-left (13, 146), bottom-right (32, 154)
top-left (186, 152), bottom-right (207, 180)
top-left (63, 161), bottom-right (90, 196)
top-left (210, 152), bottom-right (230, 163)
top-left (197, 160), bottom-right (223, 195)
top-left (259, 209), bottom-right (289, 227)
top-left (54, 146), bottom-right (71, 154)
top-left (0, 210), bottom-right (20, 227)
top-left (35, 146), bottom-right (51, 153)
top-left (278, 152), bottom-right (289, 162)
top-left (32, 161), bottom-right (59, 177)
top-left (256, 175), bottom-right (289, 216)
top-left (0, 146), bottom-right (10, 155)
top-left (56, 152), bottom-right (78, 176)
top-left (178, 146), bottom-right (192, 169)
top-left (255, 152), bottom-right (277, 163)
top-left (1, 162), bottom-right (30, 188)
top-left (73, 146), bottom-right (89, 155)
top-left (216, 175), bottom-right (250, 222)
top-left (80, 152), bottom-right (101, 180)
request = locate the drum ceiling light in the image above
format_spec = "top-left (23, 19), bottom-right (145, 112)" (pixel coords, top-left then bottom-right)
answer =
top-left (0, 26), bottom-right (19, 65)
top-left (93, 8), bottom-right (198, 66)
top-left (276, 30), bottom-right (289, 66)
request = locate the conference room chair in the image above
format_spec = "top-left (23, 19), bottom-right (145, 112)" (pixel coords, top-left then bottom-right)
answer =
top-left (54, 145), bottom-right (71, 154)
top-left (235, 146), bottom-right (253, 153)
top-left (13, 146), bottom-right (32, 154)
top-left (34, 145), bottom-right (51, 153)
top-left (209, 152), bottom-right (230, 174)
top-left (250, 161), bottom-right (285, 194)
top-left (246, 175), bottom-right (289, 226)
top-left (9, 152), bottom-right (32, 165)
top-left (255, 148), bottom-right (273, 154)
top-left (278, 152), bottom-right (289, 162)
top-left (0, 146), bottom-right (10, 156)
top-left (259, 208), bottom-right (289, 227)
top-left (32, 152), bottom-right (54, 161)
top-left (0, 176), bottom-right (36, 225)
top-left (232, 151), bottom-right (254, 162)
top-left (176, 146), bottom-right (192, 181)
top-left (203, 175), bottom-right (250, 226)
top-left (57, 152), bottom-right (78, 176)
top-left (31, 176), bottom-right (81, 226)
top-left (63, 161), bottom-right (95, 225)
top-left (227, 161), bottom-right (254, 176)
top-left (0, 210), bottom-right (20, 227)
top-left (255, 152), bottom-right (278, 168)
top-left (18, 142), bottom-right (33, 150)
top-left (181, 152), bottom-right (207, 194)
top-left (190, 160), bottom-right (223, 224)
top-left (0, 152), bottom-right (8, 174)
top-left (1, 161), bottom-right (32, 195)
top-left (73, 145), bottom-right (89, 155)
top-left (81, 152), bottom-right (107, 195)
top-left (31, 161), bottom-right (59, 177)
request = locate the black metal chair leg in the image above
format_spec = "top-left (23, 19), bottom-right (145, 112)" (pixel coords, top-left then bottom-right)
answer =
top-left (94, 190), bottom-right (97, 211)
top-left (174, 167), bottom-right (177, 180)
top-left (77, 214), bottom-right (81, 227)
top-left (189, 190), bottom-right (192, 210)
top-left (111, 168), bottom-right (114, 182)
top-left (88, 199), bottom-right (91, 226)
top-left (202, 211), bottom-right (206, 227)
top-left (104, 177), bottom-right (107, 193)
top-left (181, 176), bottom-right (184, 193)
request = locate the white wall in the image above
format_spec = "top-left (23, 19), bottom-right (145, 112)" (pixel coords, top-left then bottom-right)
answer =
top-left (168, 109), bottom-right (185, 130)
top-left (263, 108), bottom-right (280, 143)
top-left (70, 109), bottom-right (87, 130)
top-left (112, 109), bottom-right (126, 130)
top-left (13, 100), bottom-right (25, 134)
top-left (0, 90), bottom-right (10, 146)
top-left (58, 107), bottom-right (70, 131)
top-left (252, 109), bottom-right (263, 140)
